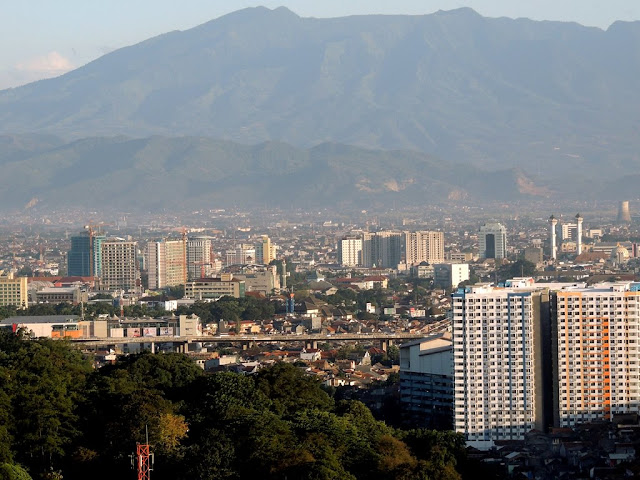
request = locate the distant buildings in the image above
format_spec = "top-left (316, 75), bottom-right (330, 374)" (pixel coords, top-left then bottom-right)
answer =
top-left (67, 232), bottom-right (105, 277)
top-left (0, 273), bottom-right (28, 309)
top-left (363, 231), bottom-right (402, 268)
top-left (433, 263), bottom-right (469, 288)
top-left (100, 240), bottom-right (139, 292)
top-left (479, 223), bottom-right (507, 259)
top-left (147, 239), bottom-right (186, 289)
top-left (187, 236), bottom-right (214, 280)
top-left (184, 273), bottom-right (245, 300)
top-left (404, 231), bottom-right (445, 265)
top-left (255, 235), bottom-right (276, 264)
top-left (338, 236), bottom-right (362, 267)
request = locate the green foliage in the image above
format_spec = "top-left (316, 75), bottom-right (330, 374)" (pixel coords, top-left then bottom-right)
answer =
top-left (497, 260), bottom-right (536, 283)
top-left (0, 332), bottom-right (467, 480)
top-left (0, 463), bottom-right (32, 480)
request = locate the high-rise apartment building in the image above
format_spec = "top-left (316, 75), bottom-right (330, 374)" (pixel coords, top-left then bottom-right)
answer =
top-left (338, 236), bottom-right (363, 267)
top-left (479, 223), bottom-right (507, 259)
top-left (554, 282), bottom-right (640, 427)
top-left (363, 231), bottom-right (403, 268)
top-left (434, 263), bottom-right (470, 288)
top-left (404, 231), bottom-right (445, 265)
top-left (187, 236), bottom-right (214, 280)
top-left (100, 240), bottom-right (139, 291)
top-left (226, 244), bottom-right (256, 266)
top-left (147, 240), bottom-right (186, 290)
top-left (452, 279), bottom-right (551, 448)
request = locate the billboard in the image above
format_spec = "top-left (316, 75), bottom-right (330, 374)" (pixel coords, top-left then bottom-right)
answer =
top-left (126, 328), bottom-right (141, 338)
top-left (143, 327), bottom-right (156, 337)
top-left (159, 327), bottom-right (174, 336)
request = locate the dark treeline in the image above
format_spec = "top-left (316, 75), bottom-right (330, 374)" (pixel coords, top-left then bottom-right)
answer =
top-left (0, 330), bottom-right (481, 480)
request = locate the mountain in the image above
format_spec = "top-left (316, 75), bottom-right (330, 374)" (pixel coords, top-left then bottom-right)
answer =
top-left (1, 7), bottom-right (640, 185)
top-left (0, 134), bottom-right (549, 212)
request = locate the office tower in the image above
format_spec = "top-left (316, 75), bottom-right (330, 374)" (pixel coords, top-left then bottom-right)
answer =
top-left (561, 223), bottom-right (577, 242)
top-left (364, 231), bottom-right (402, 268)
top-left (147, 240), bottom-right (186, 290)
top-left (554, 282), bottom-right (640, 428)
top-left (338, 236), bottom-right (363, 267)
top-left (100, 240), bottom-right (139, 291)
top-left (452, 280), bottom-right (551, 447)
top-left (617, 201), bottom-right (631, 223)
top-left (479, 223), bottom-right (507, 259)
top-left (67, 233), bottom-right (91, 276)
top-left (0, 273), bottom-right (28, 309)
top-left (433, 263), bottom-right (470, 288)
top-left (68, 232), bottom-right (106, 277)
top-left (255, 235), bottom-right (276, 265)
top-left (404, 231), bottom-right (445, 265)
top-left (187, 236), bottom-right (213, 280)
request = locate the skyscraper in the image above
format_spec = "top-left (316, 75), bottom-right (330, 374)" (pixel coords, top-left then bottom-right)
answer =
top-left (147, 240), bottom-right (186, 290)
top-left (255, 235), bottom-right (276, 265)
top-left (187, 236), bottom-right (213, 280)
top-left (67, 232), bottom-right (105, 277)
top-left (363, 231), bottom-right (402, 268)
top-left (452, 280), bottom-right (551, 447)
top-left (101, 240), bottom-right (139, 291)
top-left (479, 223), bottom-right (507, 259)
top-left (554, 282), bottom-right (640, 427)
top-left (338, 236), bottom-right (362, 267)
top-left (404, 231), bottom-right (445, 265)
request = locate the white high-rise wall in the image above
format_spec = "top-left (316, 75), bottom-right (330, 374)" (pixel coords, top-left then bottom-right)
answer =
top-left (338, 236), bottom-right (362, 267)
top-left (452, 281), bottom-right (547, 448)
top-left (555, 283), bottom-right (640, 427)
top-left (187, 236), bottom-right (213, 280)
top-left (404, 231), bottom-right (445, 265)
top-left (479, 223), bottom-right (507, 259)
top-left (101, 241), bottom-right (139, 292)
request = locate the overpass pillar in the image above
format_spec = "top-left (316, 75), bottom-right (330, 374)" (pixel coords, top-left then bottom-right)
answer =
top-left (380, 339), bottom-right (388, 352)
top-left (305, 340), bottom-right (318, 350)
top-left (150, 341), bottom-right (155, 354)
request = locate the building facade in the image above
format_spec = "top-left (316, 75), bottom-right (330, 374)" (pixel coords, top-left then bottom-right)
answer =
top-left (554, 283), bottom-right (640, 427)
top-left (404, 231), bottom-right (445, 265)
top-left (399, 333), bottom-right (453, 429)
top-left (338, 236), bottom-right (363, 267)
top-left (184, 273), bottom-right (245, 300)
top-left (479, 223), bottom-right (507, 259)
top-left (452, 280), bottom-right (551, 448)
top-left (187, 236), bottom-right (214, 280)
top-left (0, 274), bottom-right (28, 309)
top-left (363, 231), bottom-right (403, 268)
top-left (147, 240), bottom-right (186, 290)
top-left (100, 241), bottom-right (140, 292)
top-left (434, 263), bottom-right (470, 288)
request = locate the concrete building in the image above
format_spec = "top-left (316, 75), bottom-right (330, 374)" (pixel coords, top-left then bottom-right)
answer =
top-left (479, 223), bottom-right (507, 259)
top-left (255, 235), bottom-right (276, 265)
top-left (187, 236), bottom-right (214, 280)
top-left (338, 236), bottom-right (363, 267)
top-left (67, 232), bottom-right (105, 277)
top-left (0, 273), bottom-right (28, 309)
top-left (405, 231), bottom-right (445, 265)
top-left (225, 244), bottom-right (256, 266)
top-left (227, 264), bottom-right (280, 295)
top-left (434, 263), bottom-right (470, 288)
top-left (399, 333), bottom-right (453, 429)
top-left (147, 240), bottom-right (186, 290)
top-left (184, 273), bottom-right (245, 300)
top-left (363, 231), bottom-right (403, 268)
top-left (554, 282), bottom-right (640, 427)
top-left (100, 240), bottom-right (140, 292)
top-left (523, 246), bottom-right (544, 267)
top-left (0, 315), bottom-right (83, 338)
top-left (33, 286), bottom-right (88, 304)
top-left (452, 280), bottom-right (551, 448)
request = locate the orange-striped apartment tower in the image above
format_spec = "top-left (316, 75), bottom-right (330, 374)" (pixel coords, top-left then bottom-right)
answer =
top-left (553, 282), bottom-right (640, 428)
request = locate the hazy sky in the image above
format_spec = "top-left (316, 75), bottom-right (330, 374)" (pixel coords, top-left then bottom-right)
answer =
top-left (1, 0), bottom-right (639, 89)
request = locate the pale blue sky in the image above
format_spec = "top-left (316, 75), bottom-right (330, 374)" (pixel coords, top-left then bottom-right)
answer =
top-left (1, 0), bottom-right (638, 89)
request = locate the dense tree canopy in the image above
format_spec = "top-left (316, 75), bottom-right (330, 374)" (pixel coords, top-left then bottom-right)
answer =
top-left (0, 332), bottom-right (468, 480)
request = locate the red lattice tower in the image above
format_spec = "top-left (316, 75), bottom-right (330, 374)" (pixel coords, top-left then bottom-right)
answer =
top-left (136, 443), bottom-right (152, 480)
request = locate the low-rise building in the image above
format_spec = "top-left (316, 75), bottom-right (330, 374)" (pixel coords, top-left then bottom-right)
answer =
top-left (0, 273), bottom-right (28, 309)
top-left (184, 273), bottom-right (245, 300)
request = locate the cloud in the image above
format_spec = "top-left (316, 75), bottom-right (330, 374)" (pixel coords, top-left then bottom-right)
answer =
top-left (0, 51), bottom-right (75, 90)
top-left (15, 51), bottom-right (74, 75)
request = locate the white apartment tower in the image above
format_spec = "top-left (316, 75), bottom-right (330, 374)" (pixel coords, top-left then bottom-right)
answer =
top-left (338, 236), bottom-right (363, 267)
top-left (404, 231), bottom-right (445, 265)
top-left (479, 223), bottom-right (507, 259)
top-left (554, 282), bottom-right (640, 427)
top-left (187, 236), bottom-right (214, 280)
top-left (147, 240), bottom-right (186, 290)
top-left (101, 240), bottom-right (140, 292)
top-left (452, 279), bottom-right (551, 448)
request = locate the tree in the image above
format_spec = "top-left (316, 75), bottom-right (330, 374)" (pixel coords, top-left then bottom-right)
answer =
top-left (0, 463), bottom-right (32, 480)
